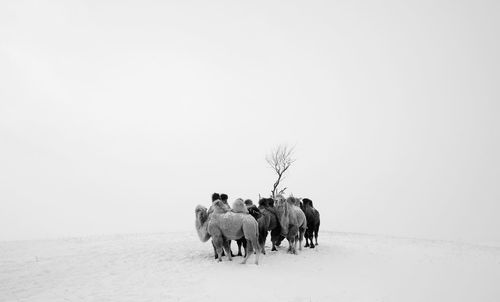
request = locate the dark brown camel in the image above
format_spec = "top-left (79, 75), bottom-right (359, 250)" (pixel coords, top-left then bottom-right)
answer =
top-left (258, 198), bottom-right (282, 251)
top-left (301, 198), bottom-right (320, 248)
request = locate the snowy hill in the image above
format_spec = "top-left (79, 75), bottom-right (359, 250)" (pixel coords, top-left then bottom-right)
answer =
top-left (1, 231), bottom-right (499, 302)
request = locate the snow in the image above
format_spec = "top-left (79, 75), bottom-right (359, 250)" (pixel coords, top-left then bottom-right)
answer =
top-left (1, 231), bottom-right (499, 302)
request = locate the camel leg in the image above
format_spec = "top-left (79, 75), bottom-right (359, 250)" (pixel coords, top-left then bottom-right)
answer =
top-left (212, 237), bottom-right (224, 262)
top-left (309, 230), bottom-right (315, 248)
top-left (223, 240), bottom-right (232, 261)
top-left (236, 239), bottom-right (242, 256)
top-left (251, 239), bottom-right (260, 265)
top-left (237, 238), bottom-right (248, 257)
top-left (220, 242), bottom-right (226, 257)
top-left (243, 239), bottom-right (248, 257)
top-left (244, 239), bottom-right (260, 265)
top-left (270, 228), bottom-right (281, 250)
top-left (212, 241), bottom-right (218, 259)
top-left (315, 227), bottom-right (319, 246)
top-left (298, 230), bottom-right (304, 251)
top-left (288, 225), bottom-right (298, 253)
top-left (260, 232), bottom-right (267, 255)
top-left (228, 240), bottom-right (235, 257)
top-left (270, 230), bottom-right (279, 251)
top-left (241, 240), bottom-right (253, 264)
top-left (219, 239), bottom-right (226, 259)
top-left (293, 236), bottom-right (296, 254)
top-left (271, 236), bottom-right (277, 251)
top-left (276, 236), bottom-right (285, 246)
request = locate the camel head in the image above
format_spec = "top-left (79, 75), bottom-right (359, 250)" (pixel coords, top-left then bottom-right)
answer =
top-left (247, 205), bottom-right (262, 220)
top-left (258, 198), bottom-right (272, 208)
top-left (275, 194), bottom-right (285, 203)
top-left (195, 205), bottom-right (209, 224)
top-left (302, 198), bottom-right (314, 208)
top-left (258, 198), bottom-right (268, 207)
top-left (286, 196), bottom-right (301, 206)
top-left (195, 205), bottom-right (211, 242)
top-left (267, 198), bottom-right (275, 207)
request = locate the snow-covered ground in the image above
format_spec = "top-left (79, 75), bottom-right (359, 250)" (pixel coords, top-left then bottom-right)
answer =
top-left (1, 231), bottom-right (499, 302)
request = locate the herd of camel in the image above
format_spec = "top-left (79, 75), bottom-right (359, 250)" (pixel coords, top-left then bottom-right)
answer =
top-left (195, 193), bottom-right (321, 265)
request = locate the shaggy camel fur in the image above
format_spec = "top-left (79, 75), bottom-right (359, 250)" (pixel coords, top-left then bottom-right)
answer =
top-left (275, 196), bottom-right (307, 254)
top-left (207, 200), bottom-right (260, 264)
top-left (301, 198), bottom-right (320, 248)
top-left (231, 198), bottom-right (249, 214)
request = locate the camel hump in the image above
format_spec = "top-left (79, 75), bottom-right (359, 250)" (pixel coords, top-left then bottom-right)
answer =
top-left (231, 198), bottom-right (249, 214)
top-left (212, 200), bottom-right (231, 214)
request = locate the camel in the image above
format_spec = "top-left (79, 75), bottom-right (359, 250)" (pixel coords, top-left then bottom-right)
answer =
top-left (196, 199), bottom-right (260, 264)
top-left (206, 193), bottom-right (232, 259)
top-left (274, 196), bottom-right (307, 254)
top-left (249, 205), bottom-right (270, 254)
top-left (195, 199), bottom-right (233, 259)
top-left (301, 198), bottom-right (320, 248)
top-left (258, 198), bottom-right (282, 251)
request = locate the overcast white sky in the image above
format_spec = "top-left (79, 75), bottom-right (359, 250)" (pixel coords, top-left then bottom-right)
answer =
top-left (1, 0), bottom-right (499, 244)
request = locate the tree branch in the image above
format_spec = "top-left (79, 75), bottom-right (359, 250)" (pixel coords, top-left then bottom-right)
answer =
top-left (266, 144), bottom-right (295, 198)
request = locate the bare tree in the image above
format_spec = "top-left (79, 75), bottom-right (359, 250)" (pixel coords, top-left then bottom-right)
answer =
top-left (266, 145), bottom-right (295, 198)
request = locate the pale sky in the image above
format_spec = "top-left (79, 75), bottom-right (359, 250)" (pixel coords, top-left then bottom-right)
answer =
top-left (1, 0), bottom-right (499, 244)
